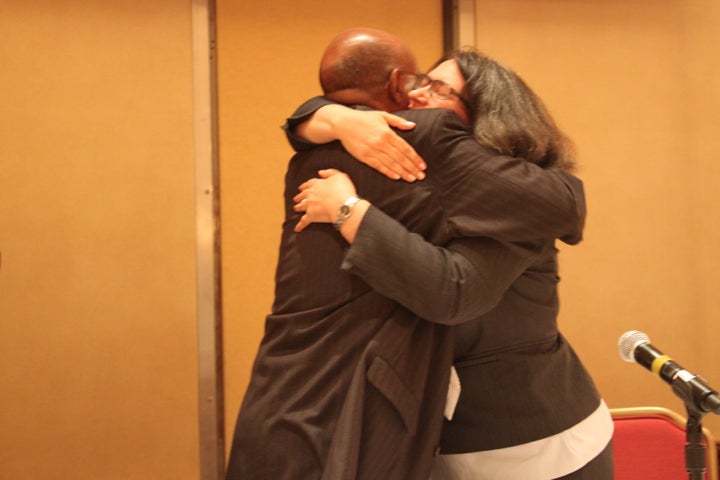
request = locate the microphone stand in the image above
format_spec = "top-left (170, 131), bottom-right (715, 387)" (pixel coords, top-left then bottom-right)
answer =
top-left (672, 382), bottom-right (711, 480)
top-left (683, 406), bottom-right (707, 480)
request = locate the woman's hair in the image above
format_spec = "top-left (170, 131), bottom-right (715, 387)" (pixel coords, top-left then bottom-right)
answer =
top-left (440, 49), bottom-right (576, 172)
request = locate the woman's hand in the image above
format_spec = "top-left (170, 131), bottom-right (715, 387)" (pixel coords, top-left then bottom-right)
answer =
top-left (296, 105), bottom-right (427, 182)
top-left (293, 169), bottom-right (359, 233)
top-left (334, 110), bottom-right (427, 182)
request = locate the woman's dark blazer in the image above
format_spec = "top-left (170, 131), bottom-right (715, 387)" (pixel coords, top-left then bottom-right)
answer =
top-left (342, 206), bottom-right (601, 454)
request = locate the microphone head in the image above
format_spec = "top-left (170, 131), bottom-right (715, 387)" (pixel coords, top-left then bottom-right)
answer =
top-left (618, 330), bottom-right (649, 362)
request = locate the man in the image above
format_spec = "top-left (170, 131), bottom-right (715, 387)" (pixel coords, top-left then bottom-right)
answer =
top-left (225, 28), bottom-right (585, 480)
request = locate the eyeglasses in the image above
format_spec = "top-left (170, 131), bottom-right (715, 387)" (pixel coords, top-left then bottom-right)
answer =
top-left (398, 72), bottom-right (467, 105)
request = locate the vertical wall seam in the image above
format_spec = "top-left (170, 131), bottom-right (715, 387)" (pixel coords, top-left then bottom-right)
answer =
top-left (192, 0), bottom-right (224, 479)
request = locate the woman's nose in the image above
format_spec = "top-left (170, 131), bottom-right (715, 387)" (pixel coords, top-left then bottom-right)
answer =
top-left (408, 86), bottom-right (430, 108)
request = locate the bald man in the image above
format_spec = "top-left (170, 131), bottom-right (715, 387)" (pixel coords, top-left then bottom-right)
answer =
top-left (225, 28), bottom-right (585, 480)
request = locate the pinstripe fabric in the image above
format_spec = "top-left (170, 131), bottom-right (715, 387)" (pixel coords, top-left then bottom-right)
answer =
top-left (341, 183), bottom-right (610, 477)
top-left (345, 204), bottom-right (604, 451)
top-left (225, 107), bottom-right (586, 480)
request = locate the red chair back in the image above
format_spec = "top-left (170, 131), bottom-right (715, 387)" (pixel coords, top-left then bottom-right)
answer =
top-left (611, 407), bottom-right (718, 480)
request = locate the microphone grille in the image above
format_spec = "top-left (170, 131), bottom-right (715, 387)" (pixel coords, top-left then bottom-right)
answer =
top-left (618, 330), bottom-right (649, 362)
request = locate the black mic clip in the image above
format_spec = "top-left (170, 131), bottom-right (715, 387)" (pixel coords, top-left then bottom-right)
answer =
top-left (670, 372), bottom-right (720, 417)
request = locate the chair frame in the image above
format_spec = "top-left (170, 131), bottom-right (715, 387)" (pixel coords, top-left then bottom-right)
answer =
top-left (610, 406), bottom-right (719, 480)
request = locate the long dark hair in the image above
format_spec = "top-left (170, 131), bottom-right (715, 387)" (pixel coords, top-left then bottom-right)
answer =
top-left (440, 49), bottom-right (576, 172)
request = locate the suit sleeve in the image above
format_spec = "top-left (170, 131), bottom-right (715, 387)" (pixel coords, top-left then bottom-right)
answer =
top-left (341, 206), bottom-right (541, 325)
top-left (284, 102), bottom-right (587, 245)
top-left (282, 96), bottom-right (336, 152)
top-left (407, 109), bottom-right (586, 245)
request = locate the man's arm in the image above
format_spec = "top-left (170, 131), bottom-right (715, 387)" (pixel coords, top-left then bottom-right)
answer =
top-left (286, 98), bottom-right (586, 244)
top-left (400, 108), bottom-right (586, 245)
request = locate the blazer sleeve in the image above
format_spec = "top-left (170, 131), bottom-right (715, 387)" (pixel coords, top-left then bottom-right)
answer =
top-left (282, 96), bottom-right (335, 152)
top-left (283, 97), bottom-right (377, 151)
top-left (341, 206), bottom-right (542, 325)
top-left (283, 99), bottom-right (586, 245)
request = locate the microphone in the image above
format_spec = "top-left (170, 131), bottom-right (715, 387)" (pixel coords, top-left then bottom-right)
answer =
top-left (618, 330), bottom-right (720, 415)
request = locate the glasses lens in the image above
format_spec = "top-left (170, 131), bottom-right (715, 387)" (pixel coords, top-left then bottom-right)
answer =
top-left (400, 73), bottom-right (427, 92)
top-left (429, 80), bottom-right (453, 99)
top-left (414, 74), bottom-right (431, 89)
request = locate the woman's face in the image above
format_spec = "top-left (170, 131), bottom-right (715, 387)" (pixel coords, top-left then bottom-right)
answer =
top-left (408, 59), bottom-right (470, 124)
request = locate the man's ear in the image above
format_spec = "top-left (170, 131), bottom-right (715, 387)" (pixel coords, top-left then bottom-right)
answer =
top-left (386, 68), bottom-right (409, 107)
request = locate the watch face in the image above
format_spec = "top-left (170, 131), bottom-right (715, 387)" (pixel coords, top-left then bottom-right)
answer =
top-left (334, 196), bottom-right (359, 230)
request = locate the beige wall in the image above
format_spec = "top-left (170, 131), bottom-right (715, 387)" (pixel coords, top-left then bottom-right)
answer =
top-left (3, 1), bottom-right (719, 477)
top-left (470, 0), bottom-right (720, 435)
top-left (0, 1), bottom-right (200, 478)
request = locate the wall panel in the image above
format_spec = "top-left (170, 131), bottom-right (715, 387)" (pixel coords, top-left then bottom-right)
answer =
top-left (0, 1), bottom-right (200, 478)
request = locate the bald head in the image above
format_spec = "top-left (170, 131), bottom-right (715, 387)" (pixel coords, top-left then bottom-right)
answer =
top-left (319, 28), bottom-right (418, 112)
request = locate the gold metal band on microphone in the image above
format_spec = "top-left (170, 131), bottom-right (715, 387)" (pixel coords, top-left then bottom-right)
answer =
top-left (651, 355), bottom-right (671, 375)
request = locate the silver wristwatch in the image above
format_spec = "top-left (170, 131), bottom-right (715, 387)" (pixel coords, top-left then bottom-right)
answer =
top-left (333, 195), bottom-right (360, 230)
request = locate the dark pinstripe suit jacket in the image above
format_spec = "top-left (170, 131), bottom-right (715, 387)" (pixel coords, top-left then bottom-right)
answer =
top-left (225, 107), bottom-right (586, 480)
top-left (343, 208), bottom-right (602, 455)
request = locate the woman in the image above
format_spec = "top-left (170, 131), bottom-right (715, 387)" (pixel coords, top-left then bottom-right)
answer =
top-left (291, 50), bottom-right (614, 479)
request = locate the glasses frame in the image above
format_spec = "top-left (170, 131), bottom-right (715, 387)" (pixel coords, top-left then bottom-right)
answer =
top-left (398, 71), bottom-right (469, 109)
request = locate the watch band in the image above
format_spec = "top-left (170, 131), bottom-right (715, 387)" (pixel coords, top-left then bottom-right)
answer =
top-left (333, 195), bottom-right (360, 230)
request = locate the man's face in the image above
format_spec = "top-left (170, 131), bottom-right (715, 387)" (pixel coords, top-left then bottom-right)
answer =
top-left (407, 59), bottom-right (470, 124)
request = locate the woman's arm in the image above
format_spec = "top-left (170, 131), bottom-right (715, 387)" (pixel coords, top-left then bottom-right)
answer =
top-left (284, 98), bottom-right (426, 182)
top-left (292, 105), bottom-right (585, 245)
top-left (292, 169), bottom-right (540, 325)
top-left (344, 207), bottom-right (540, 325)
top-left (293, 169), bottom-right (368, 242)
